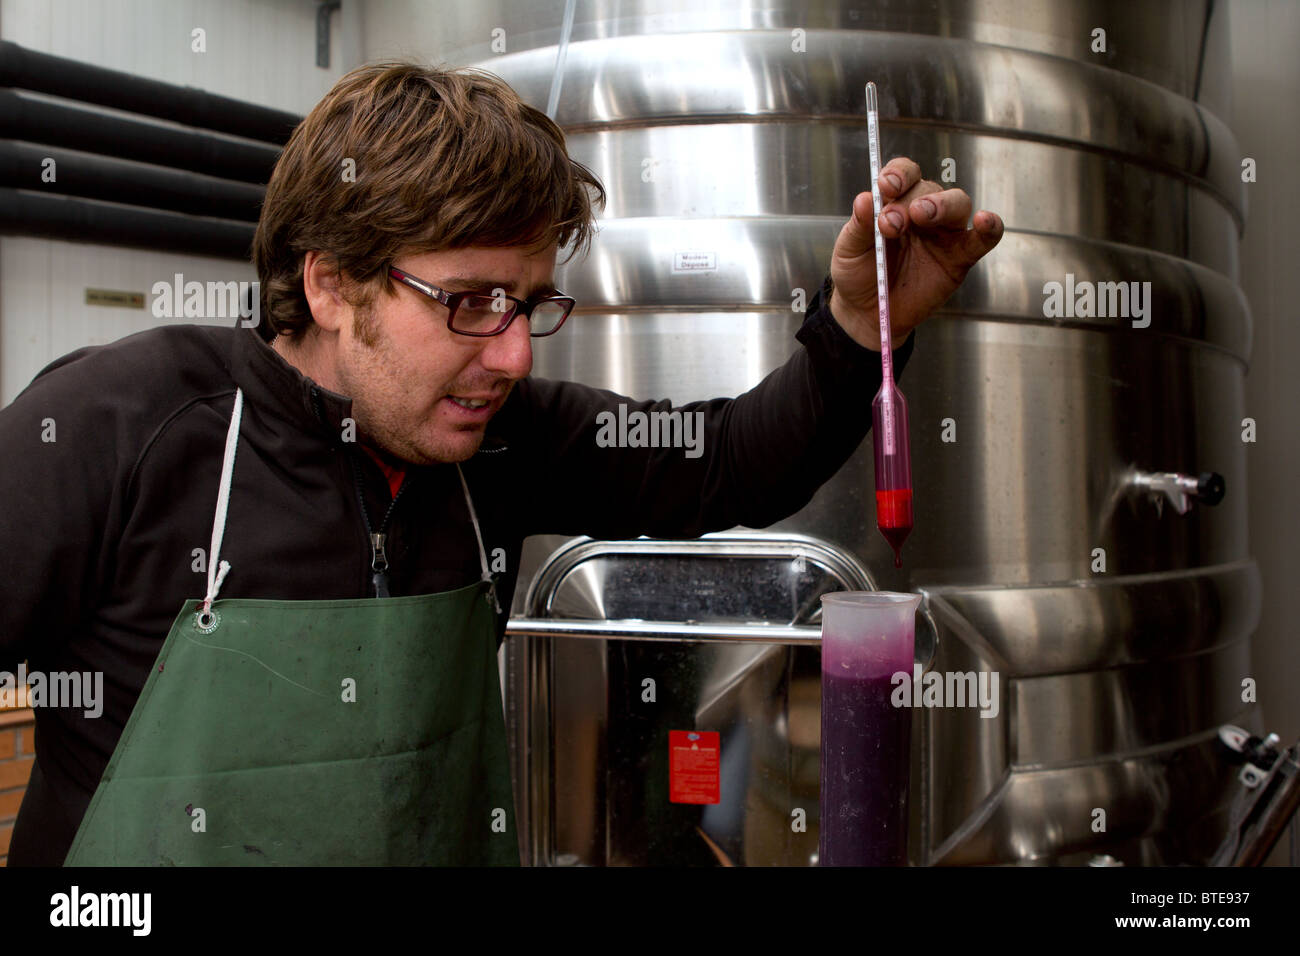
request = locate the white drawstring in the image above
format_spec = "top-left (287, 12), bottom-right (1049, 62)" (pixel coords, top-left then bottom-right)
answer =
top-left (200, 388), bottom-right (243, 624)
top-left (456, 464), bottom-right (502, 614)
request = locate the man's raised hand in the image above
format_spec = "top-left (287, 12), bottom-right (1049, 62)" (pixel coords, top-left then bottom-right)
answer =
top-left (828, 156), bottom-right (1004, 351)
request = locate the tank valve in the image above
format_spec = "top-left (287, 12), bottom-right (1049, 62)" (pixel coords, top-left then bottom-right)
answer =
top-left (1130, 470), bottom-right (1225, 516)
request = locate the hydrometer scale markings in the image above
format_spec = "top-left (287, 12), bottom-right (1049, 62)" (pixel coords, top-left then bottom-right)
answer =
top-left (865, 82), bottom-right (914, 568)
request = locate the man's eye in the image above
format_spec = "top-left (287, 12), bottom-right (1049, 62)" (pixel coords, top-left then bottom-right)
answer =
top-left (462, 295), bottom-right (500, 312)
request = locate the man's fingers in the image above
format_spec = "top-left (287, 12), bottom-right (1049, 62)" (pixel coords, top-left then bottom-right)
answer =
top-left (907, 187), bottom-right (972, 229)
top-left (879, 179), bottom-right (937, 237)
top-left (956, 210), bottom-right (1005, 262)
top-left (835, 190), bottom-right (878, 260)
top-left (973, 209), bottom-right (1005, 244)
top-left (842, 183), bottom-right (1003, 274)
top-left (878, 157), bottom-right (921, 200)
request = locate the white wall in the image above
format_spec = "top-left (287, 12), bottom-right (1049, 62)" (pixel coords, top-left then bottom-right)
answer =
top-left (0, 241), bottom-right (257, 402)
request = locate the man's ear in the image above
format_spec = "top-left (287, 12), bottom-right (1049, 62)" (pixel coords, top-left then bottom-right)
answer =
top-left (302, 250), bottom-right (349, 334)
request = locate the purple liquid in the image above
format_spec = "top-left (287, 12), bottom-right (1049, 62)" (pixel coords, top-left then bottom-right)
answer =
top-left (819, 672), bottom-right (911, 866)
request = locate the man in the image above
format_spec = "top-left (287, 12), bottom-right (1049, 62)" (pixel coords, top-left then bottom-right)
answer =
top-left (1, 61), bottom-right (1001, 865)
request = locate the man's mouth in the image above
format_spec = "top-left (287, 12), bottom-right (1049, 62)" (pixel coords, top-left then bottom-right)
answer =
top-left (442, 391), bottom-right (507, 420)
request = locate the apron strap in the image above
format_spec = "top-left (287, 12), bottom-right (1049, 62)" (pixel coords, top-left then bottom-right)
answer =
top-left (197, 391), bottom-right (498, 618)
top-left (455, 464), bottom-right (502, 614)
top-left (200, 388), bottom-right (243, 624)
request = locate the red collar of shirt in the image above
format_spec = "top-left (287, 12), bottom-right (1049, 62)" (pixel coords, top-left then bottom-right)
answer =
top-left (360, 444), bottom-right (406, 499)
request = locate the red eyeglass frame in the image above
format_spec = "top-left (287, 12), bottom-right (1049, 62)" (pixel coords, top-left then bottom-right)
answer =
top-left (388, 266), bottom-right (576, 337)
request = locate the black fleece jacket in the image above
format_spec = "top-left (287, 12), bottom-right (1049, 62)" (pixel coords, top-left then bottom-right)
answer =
top-left (0, 278), bottom-right (912, 865)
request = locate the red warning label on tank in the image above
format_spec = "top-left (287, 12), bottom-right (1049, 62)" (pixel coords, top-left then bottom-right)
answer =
top-left (669, 730), bottom-right (721, 804)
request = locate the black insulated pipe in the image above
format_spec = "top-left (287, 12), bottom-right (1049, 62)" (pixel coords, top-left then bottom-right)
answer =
top-left (0, 89), bottom-right (282, 183)
top-left (0, 141), bottom-right (264, 221)
top-left (0, 42), bottom-right (300, 258)
top-left (0, 187), bottom-right (254, 260)
top-left (0, 40), bottom-right (301, 145)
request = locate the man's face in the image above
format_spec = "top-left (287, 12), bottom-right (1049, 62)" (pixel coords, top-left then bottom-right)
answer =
top-left (332, 243), bottom-right (558, 464)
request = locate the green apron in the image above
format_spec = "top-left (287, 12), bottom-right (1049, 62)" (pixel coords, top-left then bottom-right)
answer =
top-left (65, 388), bottom-right (518, 866)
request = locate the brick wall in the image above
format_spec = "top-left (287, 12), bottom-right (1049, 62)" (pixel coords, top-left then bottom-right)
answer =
top-left (0, 686), bottom-right (35, 866)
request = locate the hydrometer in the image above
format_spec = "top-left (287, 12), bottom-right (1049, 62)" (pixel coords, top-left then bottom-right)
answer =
top-left (865, 82), bottom-right (913, 567)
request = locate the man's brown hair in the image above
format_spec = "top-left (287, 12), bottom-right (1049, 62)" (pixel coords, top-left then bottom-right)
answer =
top-left (253, 61), bottom-right (605, 338)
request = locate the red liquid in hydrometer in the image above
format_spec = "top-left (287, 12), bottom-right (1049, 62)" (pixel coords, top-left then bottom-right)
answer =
top-left (876, 489), bottom-right (913, 567)
top-left (872, 380), bottom-right (913, 567)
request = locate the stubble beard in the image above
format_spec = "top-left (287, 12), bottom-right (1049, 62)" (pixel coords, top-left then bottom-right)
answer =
top-left (342, 301), bottom-right (487, 465)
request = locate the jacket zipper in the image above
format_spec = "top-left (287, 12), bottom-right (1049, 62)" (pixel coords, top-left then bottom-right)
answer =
top-left (346, 447), bottom-right (410, 598)
top-left (312, 386), bottom-right (408, 598)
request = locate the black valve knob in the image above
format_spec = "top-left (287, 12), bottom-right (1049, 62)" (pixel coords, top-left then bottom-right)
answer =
top-left (1197, 472), bottom-right (1225, 506)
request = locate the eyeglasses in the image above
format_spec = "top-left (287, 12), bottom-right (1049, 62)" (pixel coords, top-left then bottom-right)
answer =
top-left (388, 266), bottom-right (576, 337)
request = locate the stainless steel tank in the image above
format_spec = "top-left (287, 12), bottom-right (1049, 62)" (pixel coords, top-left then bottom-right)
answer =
top-left (436, 0), bottom-right (1259, 865)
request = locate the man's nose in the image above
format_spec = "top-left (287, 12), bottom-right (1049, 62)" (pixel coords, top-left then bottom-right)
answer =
top-left (479, 311), bottom-right (533, 379)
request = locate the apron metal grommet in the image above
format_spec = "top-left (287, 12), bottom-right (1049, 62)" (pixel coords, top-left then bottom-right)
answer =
top-left (195, 608), bottom-right (220, 633)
